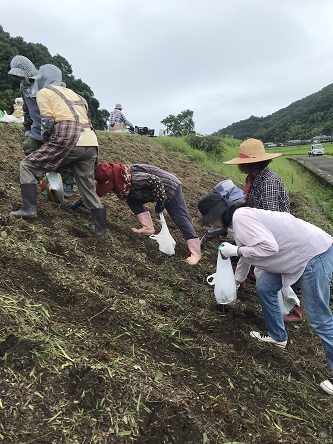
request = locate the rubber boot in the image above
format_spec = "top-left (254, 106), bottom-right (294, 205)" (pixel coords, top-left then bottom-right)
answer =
top-left (91, 208), bottom-right (106, 236)
top-left (10, 183), bottom-right (37, 218)
top-left (186, 238), bottom-right (201, 265)
top-left (131, 211), bottom-right (155, 235)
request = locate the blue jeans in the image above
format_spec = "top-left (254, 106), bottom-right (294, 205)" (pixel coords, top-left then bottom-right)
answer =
top-left (299, 245), bottom-right (333, 369)
top-left (256, 246), bottom-right (333, 368)
top-left (165, 186), bottom-right (197, 240)
top-left (256, 271), bottom-right (287, 342)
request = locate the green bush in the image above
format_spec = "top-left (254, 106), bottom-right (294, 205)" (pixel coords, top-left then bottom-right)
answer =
top-left (184, 134), bottom-right (224, 154)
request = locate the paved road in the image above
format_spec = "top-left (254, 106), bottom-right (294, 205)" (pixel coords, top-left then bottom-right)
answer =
top-left (290, 155), bottom-right (333, 180)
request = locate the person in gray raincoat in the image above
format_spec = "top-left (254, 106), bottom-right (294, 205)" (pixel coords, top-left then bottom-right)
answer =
top-left (10, 64), bottom-right (106, 236)
top-left (8, 55), bottom-right (43, 154)
top-left (8, 55), bottom-right (75, 191)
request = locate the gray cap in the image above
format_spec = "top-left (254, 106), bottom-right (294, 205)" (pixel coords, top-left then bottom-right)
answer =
top-left (8, 55), bottom-right (38, 80)
top-left (215, 179), bottom-right (244, 201)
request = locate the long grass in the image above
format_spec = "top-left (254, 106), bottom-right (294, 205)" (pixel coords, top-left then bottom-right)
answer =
top-left (157, 135), bottom-right (333, 231)
top-left (272, 142), bottom-right (333, 156)
top-left (157, 136), bottom-right (326, 192)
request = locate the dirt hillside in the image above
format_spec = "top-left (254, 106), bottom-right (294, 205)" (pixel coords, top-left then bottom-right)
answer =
top-left (0, 124), bottom-right (332, 444)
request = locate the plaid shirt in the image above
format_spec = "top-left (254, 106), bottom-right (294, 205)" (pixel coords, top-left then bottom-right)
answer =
top-left (108, 109), bottom-right (127, 125)
top-left (26, 120), bottom-right (81, 170)
top-left (27, 86), bottom-right (94, 170)
top-left (247, 167), bottom-right (290, 212)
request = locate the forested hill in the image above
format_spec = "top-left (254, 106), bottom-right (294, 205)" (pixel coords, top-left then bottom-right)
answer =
top-left (214, 83), bottom-right (333, 143)
top-left (0, 26), bottom-right (109, 129)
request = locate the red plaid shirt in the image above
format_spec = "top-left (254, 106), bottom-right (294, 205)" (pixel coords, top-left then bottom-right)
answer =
top-left (25, 120), bottom-right (81, 170)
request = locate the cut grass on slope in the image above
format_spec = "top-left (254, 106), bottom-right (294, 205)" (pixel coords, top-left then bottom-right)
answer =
top-left (0, 125), bottom-right (333, 443)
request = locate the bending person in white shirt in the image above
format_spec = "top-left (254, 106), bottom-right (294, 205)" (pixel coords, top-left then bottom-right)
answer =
top-left (198, 190), bottom-right (333, 396)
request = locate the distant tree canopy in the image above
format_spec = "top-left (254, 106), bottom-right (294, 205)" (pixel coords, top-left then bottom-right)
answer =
top-left (213, 84), bottom-right (333, 143)
top-left (161, 109), bottom-right (195, 136)
top-left (0, 26), bottom-right (109, 130)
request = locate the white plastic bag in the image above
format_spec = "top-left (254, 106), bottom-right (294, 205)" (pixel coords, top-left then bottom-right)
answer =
top-left (206, 252), bottom-right (237, 304)
top-left (150, 213), bottom-right (176, 256)
top-left (0, 110), bottom-right (23, 123)
top-left (279, 287), bottom-right (300, 315)
top-left (254, 268), bottom-right (300, 314)
top-left (45, 172), bottom-right (64, 204)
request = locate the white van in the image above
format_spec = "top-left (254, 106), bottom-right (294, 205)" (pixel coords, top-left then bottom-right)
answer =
top-left (308, 144), bottom-right (324, 156)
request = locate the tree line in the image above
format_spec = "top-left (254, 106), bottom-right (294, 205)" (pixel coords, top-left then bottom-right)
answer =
top-left (0, 26), bottom-right (109, 130)
top-left (213, 83), bottom-right (333, 143)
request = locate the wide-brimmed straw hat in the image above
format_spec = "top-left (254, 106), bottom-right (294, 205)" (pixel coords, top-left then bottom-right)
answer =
top-left (198, 191), bottom-right (231, 224)
top-left (223, 138), bottom-right (282, 165)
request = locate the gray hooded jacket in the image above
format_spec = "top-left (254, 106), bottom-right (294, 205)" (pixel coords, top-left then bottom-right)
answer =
top-left (29, 64), bottom-right (65, 95)
top-left (8, 60), bottom-right (65, 141)
top-left (29, 65), bottom-right (66, 142)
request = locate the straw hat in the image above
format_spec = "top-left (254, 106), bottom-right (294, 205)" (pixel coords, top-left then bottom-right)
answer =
top-left (114, 103), bottom-right (122, 109)
top-left (223, 138), bottom-right (282, 165)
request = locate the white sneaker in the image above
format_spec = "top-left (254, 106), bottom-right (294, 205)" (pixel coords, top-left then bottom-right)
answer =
top-left (250, 331), bottom-right (287, 348)
top-left (320, 379), bottom-right (333, 395)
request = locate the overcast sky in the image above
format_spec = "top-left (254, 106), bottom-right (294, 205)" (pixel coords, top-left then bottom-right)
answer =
top-left (2, 0), bottom-right (333, 135)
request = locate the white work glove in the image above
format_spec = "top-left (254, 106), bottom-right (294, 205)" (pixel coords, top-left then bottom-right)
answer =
top-left (218, 242), bottom-right (239, 258)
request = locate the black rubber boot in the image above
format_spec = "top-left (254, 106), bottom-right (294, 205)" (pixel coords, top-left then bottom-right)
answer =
top-left (91, 208), bottom-right (106, 236)
top-left (10, 183), bottom-right (37, 218)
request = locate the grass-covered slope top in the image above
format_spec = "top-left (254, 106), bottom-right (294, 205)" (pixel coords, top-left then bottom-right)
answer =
top-left (0, 124), bottom-right (332, 443)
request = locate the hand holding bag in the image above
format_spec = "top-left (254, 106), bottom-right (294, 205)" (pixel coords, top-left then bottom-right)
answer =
top-left (150, 213), bottom-right (176, 256)
top-left (206, 251), bottom-right (237, 304)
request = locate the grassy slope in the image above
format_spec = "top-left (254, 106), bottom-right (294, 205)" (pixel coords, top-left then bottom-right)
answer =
top-left (159, 136), bottom-right (333, 230)
top-left (271, 143), bottom-right (333, 156)
top-left (0, 124), bottom-right (332, 444)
